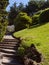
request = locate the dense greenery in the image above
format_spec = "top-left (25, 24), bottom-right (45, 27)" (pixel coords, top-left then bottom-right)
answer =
top-left (14, 12), bottom-right (32, 31)
top-left (39, 8), bottom-right (49, 23)
top-left (0, 0), bottom-right (8, 41)
top-left (9, 8), bottom-right (49, 31)
top-left (32, 8), bottom-right (49, 25)
top-left (8, 3), bottom-right (19, 25)
top-left (31, 10), bottom-right (42, 25)
top-left (14, 22), bottom-right (49, 65)
top-left (0, 20), bottom-right (8, 41)
top-left (8, 3), bottom-right (25, 25)
top-left (24, 0), bottom-right (38, 15)
top-left (8, 0), bottom-right (49, 25)
top-left (32, 15), bottom-right (39, 25)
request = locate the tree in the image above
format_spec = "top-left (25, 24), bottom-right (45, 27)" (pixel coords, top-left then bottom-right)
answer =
top-left (18, 3), bottom-right (24, 12)
top-left (40, 1), bottom-right (49, 10)
top-left (24, 0), bottom-right (38, 16)
top-left (8, 3), bottom-right (19, 25)
top-left (8, 2), bottom-right (24, 25)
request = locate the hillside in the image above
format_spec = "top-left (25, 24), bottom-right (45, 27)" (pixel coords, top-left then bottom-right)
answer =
top-left (14, 23), bottom-right (49, 65)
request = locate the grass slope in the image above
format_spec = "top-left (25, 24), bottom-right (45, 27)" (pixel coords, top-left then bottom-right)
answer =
top-left (14, 23), bottom-right (49, 65)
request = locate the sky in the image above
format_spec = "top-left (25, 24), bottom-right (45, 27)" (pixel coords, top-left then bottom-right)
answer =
top-left (6, 0), bottom-right (29, 11)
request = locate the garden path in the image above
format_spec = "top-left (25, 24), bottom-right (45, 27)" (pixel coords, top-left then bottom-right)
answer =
top-left (0, 35), bottom-right (22, 65)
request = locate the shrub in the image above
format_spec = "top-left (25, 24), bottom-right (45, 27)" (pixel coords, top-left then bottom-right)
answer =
top-left (17, 40), bottom-right (42, 64)
top-left (0, 19), bottom-right (8, 42)
top-left (32, 15), bottom-right (39, 25)
top-left (14, 12), bottom-right (32, 31)
top-left (17, 46), bottom-right (25, 57)
top-left (32, 10), bottom-right (43, 25)
top-left (35, 10), bottom-right (43, 15)
top-left (39, 8), bottom-right (49, 24)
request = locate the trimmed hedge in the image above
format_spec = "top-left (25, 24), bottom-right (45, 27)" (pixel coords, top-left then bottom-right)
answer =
top-left (32, 8), bottom-right (49, 25)
top-left (39, 8), bottom-right (49, 23)
top-left (14, 12), bottom-right (32, 31)
top-left (32, 10), bottom-right (43, 25)
top-left (32, 15), bottom-right (39, 25)
top-left (35, 10), bottom-right (43, 15)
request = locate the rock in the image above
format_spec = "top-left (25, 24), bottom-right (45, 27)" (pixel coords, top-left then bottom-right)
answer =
top-left (23, 44), bottom-right (42, 65)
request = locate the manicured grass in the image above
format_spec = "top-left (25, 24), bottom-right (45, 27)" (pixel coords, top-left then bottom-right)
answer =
top-left (14, 23), bottom-right (49, 65)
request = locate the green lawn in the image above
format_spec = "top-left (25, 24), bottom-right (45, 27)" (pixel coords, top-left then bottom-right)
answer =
top-left (14, 23), bottom-right (49, 65)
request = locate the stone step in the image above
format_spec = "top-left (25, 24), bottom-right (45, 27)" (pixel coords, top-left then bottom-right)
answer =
top-left (2, 62), bottom-right (17, 65)
top-left (0, 46), bottom-right (14, 49)
top-left (2, 57), bottom-right (12, 63)
top-left (3, 39), bottom-right (18, 42)
top-left (0, 51), bottom-right (17, 59)
top-left (2, 57), bottom-right (21, 65)
top-left (3, 54), bottom-right (16, 58)
top-left (3, 55), bottom-right (17, 59)
top-left (0, 44), bottom-right (17, 47)
top-left (1, 53), bottom-right (16, 58)
top-left (0, 45), bottom-right (18, 50)
top-left (2, 53), bottom-right (15, 56)
top-left (0, 43), bottom-right (18, 46)
top-left (2, 58), bottom-right (22, 65)
top-left (0, 46), bottom-right (18, 50)
top-left (0, 42), bottom-right (17, 45)
top-left (2, 62), bottom-right (21, 65)
top-left (1, 49), bottom-right (16, 54)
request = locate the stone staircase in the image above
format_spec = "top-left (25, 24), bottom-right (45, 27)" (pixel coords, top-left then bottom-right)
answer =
top-left (0, 39), bottom-right (21, 65)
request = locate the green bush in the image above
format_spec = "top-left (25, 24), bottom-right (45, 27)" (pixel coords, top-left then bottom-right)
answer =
top-left (14, 12), bottom-right (32, 31)
top-left (32, 15), bottom-right (39, 25)
top-left (17, 37), bottom-right (33, 57)
top-left (17, 46), bottom-right (25, 57)
top-left (32, 10), bottom-right (43, 25)
top-left (39, 8), bottom-right (49, 24)
top-left (0, 19), bottom-right (8, 42)
top-left (35, 10), bottom-right (43, 15)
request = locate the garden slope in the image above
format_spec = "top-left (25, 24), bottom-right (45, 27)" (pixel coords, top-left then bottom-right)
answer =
top-left (14, 23), bottom-right (49, 65)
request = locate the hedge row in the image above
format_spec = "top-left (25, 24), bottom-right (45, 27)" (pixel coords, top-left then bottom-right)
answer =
top-left (32, 8), bottom-right (49, 25)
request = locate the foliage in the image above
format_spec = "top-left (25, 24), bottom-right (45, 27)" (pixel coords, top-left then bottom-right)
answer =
top-left (8, 2), bottom-right (24, 25)
top-left (39, 8), bottom-right (49, 23)
top-left (14, 12), bottom-right (32, 31)
top-left (0, 0), bottom-right (8, 41)
top-left (8, 3), bottom-right (19, 25)
top-left (35, 10), bottom-right (43, 15)
top-left (14, 22), bottom-right (49, 65)
top-left (17, 46), bottom-right (25, 57)
top-left (24, 0), bottom-right (38, 16)
top-left (32, 15), bottom-right (39, 25)
top-left (18, 3), bottom-right (24, 12)
top-left (23, 0), bottom-right (47, 16)
top-left (0, 19), bottom-right (8, 41)
top-left (32, 10), bottom-right (43, 25)
top-left (40, 1), bottom-right (49, 10)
